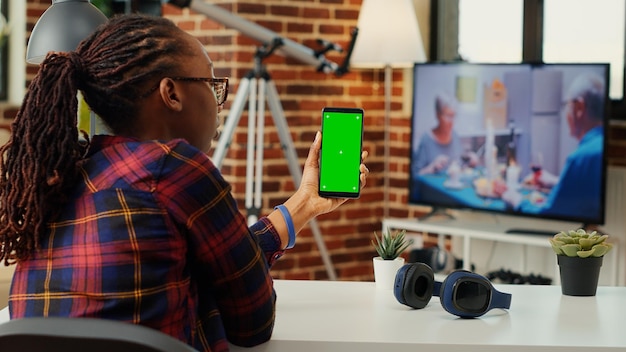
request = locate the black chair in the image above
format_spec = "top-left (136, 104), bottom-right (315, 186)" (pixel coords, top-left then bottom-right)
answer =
top-left (0, 317), bottom-right (199, 352)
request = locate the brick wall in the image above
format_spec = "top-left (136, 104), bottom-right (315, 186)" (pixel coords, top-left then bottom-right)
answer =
top-left (4, 0), bottom-right (626, 282)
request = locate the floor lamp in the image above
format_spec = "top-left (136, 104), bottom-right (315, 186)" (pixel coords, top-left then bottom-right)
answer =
top-left (26, 0), bottom-right (108, 136)
top-left (351, 0), bottom-right (426, 218)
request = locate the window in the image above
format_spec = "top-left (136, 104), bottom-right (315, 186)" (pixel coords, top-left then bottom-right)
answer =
top-left (458, 0), bottom-right (523, 63)
top-left (449, 0), bottom-right (626, 118)
top-left (0, 0), bottom-right (7, 101)
top-left (543, 0), bottom-right (625, 100)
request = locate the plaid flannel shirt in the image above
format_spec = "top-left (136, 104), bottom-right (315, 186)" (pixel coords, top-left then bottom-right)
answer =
top-left (9, 135), bottom-right (285, 352)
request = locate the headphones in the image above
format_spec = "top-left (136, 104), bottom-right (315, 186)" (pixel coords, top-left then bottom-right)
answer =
top-left (394, 262), bottom-right (513, 318)
top-left (393, 262), bottom-right (438, 309)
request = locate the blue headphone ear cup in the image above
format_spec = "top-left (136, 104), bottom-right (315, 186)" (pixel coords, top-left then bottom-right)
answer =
top-left (394, 264), bottom-right (412, 305)
top-left (393, 262), bottom-right (434, 309)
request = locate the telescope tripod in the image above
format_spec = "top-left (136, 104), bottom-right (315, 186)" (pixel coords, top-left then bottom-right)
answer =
top-left (211, 47), bottom-right (337, 280)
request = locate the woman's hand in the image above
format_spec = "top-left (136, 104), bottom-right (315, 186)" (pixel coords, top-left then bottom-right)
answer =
top-left (269, 131), bottom-right (370, 248)
top-left (296, 131), bottom-right (369, 217)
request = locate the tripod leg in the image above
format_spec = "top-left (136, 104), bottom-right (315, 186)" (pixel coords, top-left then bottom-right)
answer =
top-left (249, 78), bottom-right (266, 225)
top-left (245, 78), bottom-right (259, 224)
top-left (211, 72), bottom-right (337, 280)
top-left (212, 76), bottom-right (261, 225)
top-left (213, 77), bottom-right (251, 168)
top-left (265, 78), bottom-right (337, 280)
top-left (266, 85), bottom-right (303, 185)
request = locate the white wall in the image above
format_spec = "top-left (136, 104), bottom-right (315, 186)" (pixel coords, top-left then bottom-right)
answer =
top-left (7, 0), bottom-right (26, 105)
top-left (0, 264), bottom-right (14, 309)
top-left (0, 126), bottom-right (12, 308)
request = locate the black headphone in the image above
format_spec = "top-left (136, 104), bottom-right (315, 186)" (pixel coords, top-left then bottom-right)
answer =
top-left (393, 262), bottom-right (436, 309)
top-left (394, 262), bottom-right (513, 318)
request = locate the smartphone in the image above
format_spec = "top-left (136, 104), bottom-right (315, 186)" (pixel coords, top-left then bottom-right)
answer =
top-left (319, 107), bottom-right (364, 198)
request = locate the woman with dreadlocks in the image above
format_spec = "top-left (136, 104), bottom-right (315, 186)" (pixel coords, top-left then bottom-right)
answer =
top-left (0, 14), bottom-right (369, 352)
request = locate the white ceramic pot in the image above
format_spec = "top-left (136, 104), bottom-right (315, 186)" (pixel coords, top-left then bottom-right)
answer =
top-left (373, 256), bottom-right (405, 290)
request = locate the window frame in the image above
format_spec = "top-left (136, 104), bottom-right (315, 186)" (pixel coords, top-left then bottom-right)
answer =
top-left (0, 0), bottom-right (8, 101)
top-left (430, 0), bottom-right (625, 120)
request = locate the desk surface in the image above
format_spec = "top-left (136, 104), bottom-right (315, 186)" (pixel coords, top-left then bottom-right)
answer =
top-left (3, 280), bottom-right (623, 351)
top-left (231, 279), bottom-right (626, 352)
top-left (0, 306), bottom-right (7, 323)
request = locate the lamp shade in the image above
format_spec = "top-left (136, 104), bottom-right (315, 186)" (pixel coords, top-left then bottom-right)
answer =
top-left (351, 0), bottom-right (426, 68)
top-left (26, 0), bottom-right (108, 64)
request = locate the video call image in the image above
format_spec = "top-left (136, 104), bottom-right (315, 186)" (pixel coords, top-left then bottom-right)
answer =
top-left (409, 63), bottom-right (609, 224)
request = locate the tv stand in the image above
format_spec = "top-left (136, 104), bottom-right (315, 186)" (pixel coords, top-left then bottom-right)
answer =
top-left (383, 217), bottom-right (555, 274)
top-left (506, 223), bottom-right (600, 237)
top-left (418, 207), bottom-right (455, 221)
top-left (382, 217), bottom-right (619, 286)
top-left (505, 228), bottom-right (557, 236)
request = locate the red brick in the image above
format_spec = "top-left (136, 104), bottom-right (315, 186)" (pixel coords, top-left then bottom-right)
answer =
top-left (12, 0), bottom-right (445, 284)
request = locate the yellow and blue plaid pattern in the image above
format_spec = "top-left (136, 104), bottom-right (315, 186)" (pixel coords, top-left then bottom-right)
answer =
top-left (9, 135), bottom-right (283, 352)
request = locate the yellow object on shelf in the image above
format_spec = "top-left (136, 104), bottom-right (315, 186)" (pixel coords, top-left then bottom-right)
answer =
top-left (483, 78), bottom-right (508, 129)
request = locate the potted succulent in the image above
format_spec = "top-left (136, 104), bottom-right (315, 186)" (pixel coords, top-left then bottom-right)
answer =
top-left (549, 229), bottom-right (613, 296)
top-left (372, 228), bottom-right (413, 290)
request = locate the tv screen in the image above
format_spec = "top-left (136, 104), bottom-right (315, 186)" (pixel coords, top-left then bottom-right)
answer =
top-left (408, 62), bottom-right (609, 226)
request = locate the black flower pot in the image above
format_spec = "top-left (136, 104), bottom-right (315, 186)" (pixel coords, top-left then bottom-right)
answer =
top-left (557, 255), bottom-right (603, 296)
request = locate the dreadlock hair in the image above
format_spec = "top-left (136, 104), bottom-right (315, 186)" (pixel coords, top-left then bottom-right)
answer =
top-left (0, 14), bottom-right (196, 265)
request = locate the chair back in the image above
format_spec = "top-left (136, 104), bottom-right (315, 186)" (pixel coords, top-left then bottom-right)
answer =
top-left (0, 317), bottom-right (199, 352)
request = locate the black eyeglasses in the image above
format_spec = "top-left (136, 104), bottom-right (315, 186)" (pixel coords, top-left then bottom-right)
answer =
top-left (140, 77), bottom-right (229, 105)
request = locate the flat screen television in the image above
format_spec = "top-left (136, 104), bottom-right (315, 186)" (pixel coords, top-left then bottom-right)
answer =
top-left (408, 62), bottom-right (610, 229)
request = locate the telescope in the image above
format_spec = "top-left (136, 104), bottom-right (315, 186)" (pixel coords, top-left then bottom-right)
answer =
top-left (166, 0), bottom-right (357, 76)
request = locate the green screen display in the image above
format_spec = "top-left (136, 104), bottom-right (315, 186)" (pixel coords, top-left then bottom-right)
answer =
top-left (319, 107), bottom-right (364, 198)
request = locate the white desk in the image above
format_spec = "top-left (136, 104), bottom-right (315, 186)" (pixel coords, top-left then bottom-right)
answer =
top-left (3, 281), bottom-right (624, 351)
top-left (382, 217), bottom-right (619, 285)
top-left (0, 306), bottom-right (7, 323)
top-left (230, 279), bottom-right (626, 351)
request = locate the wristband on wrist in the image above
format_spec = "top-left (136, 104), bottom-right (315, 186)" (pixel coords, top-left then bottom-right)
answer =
top-left (274, 204), bottom-right (296, 249)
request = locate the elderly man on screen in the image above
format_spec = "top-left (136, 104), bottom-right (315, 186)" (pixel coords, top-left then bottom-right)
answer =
top-left (498, 72), bottom-right (605, 219)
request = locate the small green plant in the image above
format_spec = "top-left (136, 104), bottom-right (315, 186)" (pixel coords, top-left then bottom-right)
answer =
top-left (549, 229), bottom-right (613, 258)
top-left (372, 228), bottom-right (413, 260)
